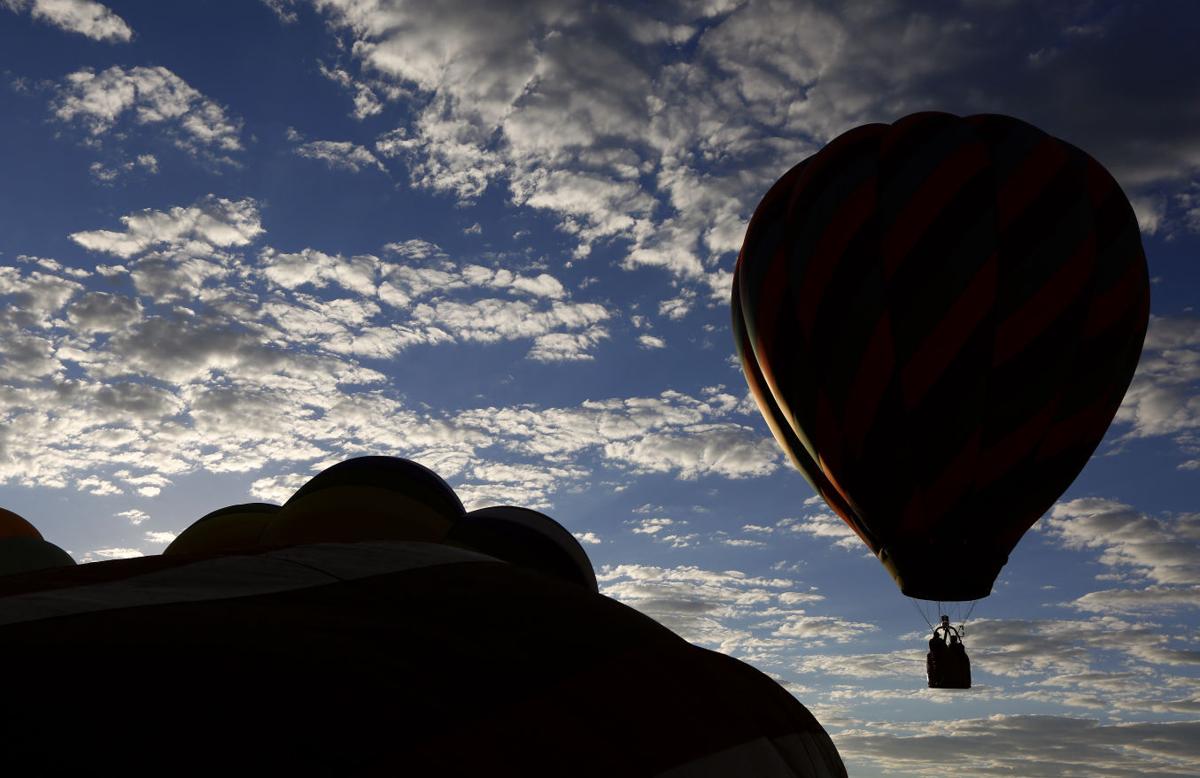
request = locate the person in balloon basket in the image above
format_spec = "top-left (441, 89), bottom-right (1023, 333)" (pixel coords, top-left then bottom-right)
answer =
top-left (927, 616), bottom-right (971, 689)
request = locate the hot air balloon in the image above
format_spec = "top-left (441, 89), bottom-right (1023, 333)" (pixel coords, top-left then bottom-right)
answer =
top-left (261, 455), bottom-right (465, 547)
top-left (0, 539), bottom-right (846, 775)
top-left (164, 502), bottom-right (280, 556)
top-left (734, 112), bottom-right (1149, 610)
top-left (447, 505), bottom-right (599, 592)
top-left (0, 507), bottom-right (75, 576)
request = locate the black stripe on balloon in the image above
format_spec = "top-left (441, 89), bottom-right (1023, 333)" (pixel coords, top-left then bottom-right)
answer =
top-left (862, 205), bottom-right (999, 539)
top-left (761, 131), bottom-right (884, 477)
top-left (978, 158), bottom-right (1098, 464)
top-left (835, 121), bottom-right (996, 541)
top-left (884, 170), bottom-right (997, 382)
top-left (879, 114), bottom-right (977, 216)
top-left (786, 133), bottom-right (883, 335)
top-left (991, 150), bottom-right (1093, 332)
top-left (984, 188), bottom-right (1147, 545)
top-left (896, 285), bottom-right (999, 538)
top-left (801, 154), bottom-right (884, 447)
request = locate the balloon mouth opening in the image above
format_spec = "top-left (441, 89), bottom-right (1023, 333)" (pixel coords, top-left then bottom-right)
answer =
top-left (878, 542), bottom-right (1007, 602)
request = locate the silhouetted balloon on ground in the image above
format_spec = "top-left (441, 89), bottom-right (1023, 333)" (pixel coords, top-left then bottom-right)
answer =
top-left (0, 541), bottom-right (846, 775)
top-left (735, 111), bottom-right (1149, 601)
top-left (0, 507), bottom-right (43, 541)
top-left (164, 503), bottom-right (280, 556)
top-left (447, 506), bottom-right (598, 592)
top-left (0, 537), bottom-right (76, 576)
top-left (262, 456), bottom-right (465, 547)
top-left (0, 508), bottom-right (76, 576)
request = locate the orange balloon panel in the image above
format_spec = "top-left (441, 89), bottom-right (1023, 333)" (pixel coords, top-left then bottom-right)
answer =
top-left (0, 508), bottom-right (43, 541)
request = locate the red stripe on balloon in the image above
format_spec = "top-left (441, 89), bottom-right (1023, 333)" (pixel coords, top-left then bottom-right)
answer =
top-left (901, 251), bottom-right (998, 410)
top-left (897, 430), bottom-right (982, 537)
top-left (882, 141), bottom-right (989, 280)
top-left (1085, 156), bottom-right (1119, 206)
top-left (1082, 256), bottom-right (1147, 339)
top-left (843, 312), bottom-right (894, 458)
top-left (797, 177), bottom-right (876, 340)
top-left (996, 136), bottom-right (1069, 230)
top-left (993, 233), bottom-right (1096, 366)
top-left (975, 398), bottom-right (1060, 487)
top-left (1035, 393), bottom-right (1117, 462)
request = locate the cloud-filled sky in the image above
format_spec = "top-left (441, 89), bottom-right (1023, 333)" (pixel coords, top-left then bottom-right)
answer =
top-left (1, 1), bottom-right (1198, 774)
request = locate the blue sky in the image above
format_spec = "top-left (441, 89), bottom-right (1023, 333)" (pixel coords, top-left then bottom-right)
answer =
top-left (1, 1), bottom-right (1198, 774)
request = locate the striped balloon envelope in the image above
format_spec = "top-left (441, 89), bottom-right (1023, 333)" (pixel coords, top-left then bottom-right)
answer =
top-left (734, 112), bottom-right (1149, 602)
top-left (0, 540), bottom-right (846, 776)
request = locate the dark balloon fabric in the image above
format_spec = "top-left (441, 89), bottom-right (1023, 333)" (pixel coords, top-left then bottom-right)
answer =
top-left (0, 507), bottom-right (43, 541)
top-left (0, 536), bottom-right (75, 576)
top-left (286, 456), bottom-right (465, 518)
top-left (264, 456), bottom-right (466, 545)
top-left (447, 506), bottom-right (599, 593)
top-left (0, 508), bottom-right (75, 575)
top-left (0, 541), bottom-right (846, 777)
top-left (163, 502), bottom-right (279, 556)
top-left (735, 112), bottom-right (1149, 600)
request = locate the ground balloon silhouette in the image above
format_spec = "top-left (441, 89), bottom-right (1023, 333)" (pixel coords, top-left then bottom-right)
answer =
top-left (164, 502), bottom-right (280, 556)
top-left (0, 507), bottom-right (75, 576)
top-left (0, 538), bottom-right (845, 775)
top-left (262, 455), bottom-right (466, 547)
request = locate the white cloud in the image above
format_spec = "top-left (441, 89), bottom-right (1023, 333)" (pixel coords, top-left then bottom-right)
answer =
top-left (83, 546), bottom-right (143, 561)
top-left (260, 0), bottom-right (298, 24)
top-left (1045, 498), bottom-right (1200, 588)
top-left (76, 475), bottom-right (120, 495)
top-left (637, 333), bottom-right (666, 349)
top-left (292, 137), bottom-right (387, 173)
top-left (1072, 585), bottom-right (1200, 615)
top-left (599, 562), bottom-right (800, 654)
top-left (1129, 194), bottom-right (1165, 235)
top-left (602, 423), bottom-right (780, 479)
top-left (573, 531), bottom-right (601, 545)
top-left (0, 264), bottom-right (84, 323)
top-left (303, 0), bottom-right (1200, 327)
top-left (260, 248), bottom-right (379, 296)
top-left (69, 196), bottom-right (263, 258)
top-left (317, 62), bottom-right (385, 119)
top-left (4, 0), bottom-right (132, 42)
top-left (3, 234), bottom-right (780, 516)
top-left (89, 153), bottom-right (158, 183)
top-left (53, 66), bottom-right (242, 160)
top-left (837, 714), bottom-right (1200, 777)
top-left (1116, 316), bottom-right (1200, 445)
top-left (778, 512), bottom-right (861, 550)
top-left (630, 516), bottom-right (681, 536)
top-left (116, 509), bottom-right (149, 525)
top-left (773, 614), bottom-right (876, 642)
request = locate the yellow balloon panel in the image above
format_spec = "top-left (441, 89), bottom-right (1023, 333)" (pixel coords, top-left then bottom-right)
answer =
top-left (165, 511), bottom-right (277, 556)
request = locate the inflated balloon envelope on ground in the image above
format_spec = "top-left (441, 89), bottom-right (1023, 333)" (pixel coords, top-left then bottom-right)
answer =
top-left (0, 457), bottom-right (847, 776)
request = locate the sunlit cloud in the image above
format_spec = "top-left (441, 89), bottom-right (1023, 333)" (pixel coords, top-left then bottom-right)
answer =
top-left (3, 0), bottom-right (133, 43)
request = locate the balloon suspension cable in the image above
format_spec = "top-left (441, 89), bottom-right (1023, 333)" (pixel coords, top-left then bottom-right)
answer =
top-left (960, 599), bottom-right (979, 635)
top-left (909, 597), bottom-right (934, 631)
